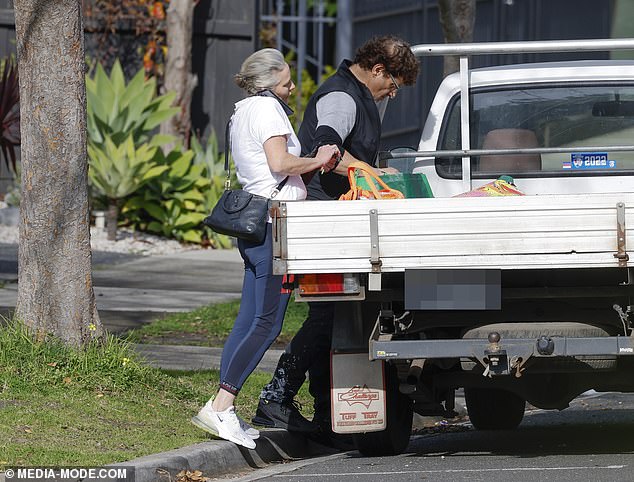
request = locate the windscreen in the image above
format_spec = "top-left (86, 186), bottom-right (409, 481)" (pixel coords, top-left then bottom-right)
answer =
top-left (437, 84), bottom-right (634, 178)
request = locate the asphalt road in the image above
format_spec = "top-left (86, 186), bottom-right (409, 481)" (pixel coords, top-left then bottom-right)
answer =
top-left (228, 391), bottom-right (634, 482)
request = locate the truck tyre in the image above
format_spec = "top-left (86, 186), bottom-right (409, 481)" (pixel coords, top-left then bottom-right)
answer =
top-left (465, 387), bottom-right (525, 430)
top-left (353, 364), bottom-right (413, 456)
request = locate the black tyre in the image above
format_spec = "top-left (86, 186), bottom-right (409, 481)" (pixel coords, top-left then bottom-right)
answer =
top-left (465, 387), bottom-right (525, 430)
top-left (353, 363), bottom-right (413, 456)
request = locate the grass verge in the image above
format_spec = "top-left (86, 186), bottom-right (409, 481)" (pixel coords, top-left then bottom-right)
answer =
top-left (0, 321), bottom-right (312, 468)
top-left (125, 298), bottom-right (308, 347)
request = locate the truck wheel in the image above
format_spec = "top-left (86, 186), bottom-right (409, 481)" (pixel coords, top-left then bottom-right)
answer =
top-left (352, 364), bottom-right (413, 456)
top-left (465, 387), bottom-right (525, 430)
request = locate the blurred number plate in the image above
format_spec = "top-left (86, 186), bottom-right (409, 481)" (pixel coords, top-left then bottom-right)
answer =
top-left (405, 269), bottom-right (501, 310)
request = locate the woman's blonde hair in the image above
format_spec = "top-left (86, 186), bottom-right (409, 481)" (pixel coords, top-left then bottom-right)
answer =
top-left (235, 48), bottom-right (287, 95)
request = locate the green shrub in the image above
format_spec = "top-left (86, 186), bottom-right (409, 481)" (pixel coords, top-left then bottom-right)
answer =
top-left (86, 59), bottom-right (181, 240)
top-left (191, 132), bottom-right (236, 248)
top-left (123, 144), bottom-right (211, 244)
top-left (88, 134), bottom-right (170, 240)
top-left (122, 132), bottom-right (238, 248)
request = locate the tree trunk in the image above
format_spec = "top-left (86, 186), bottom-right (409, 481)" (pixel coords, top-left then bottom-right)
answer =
top-left (438, 0), bottom-right (476, 77)
top-left (106, 199), bottom-right (118, 242)
top-left (160, 0), bottom-right (198, 149)
top-left (14, 0), bottom-right (102, 346)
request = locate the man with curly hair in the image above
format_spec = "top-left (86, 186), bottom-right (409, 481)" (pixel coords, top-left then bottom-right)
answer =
top-left (253, 35), bottom-right (420, 445)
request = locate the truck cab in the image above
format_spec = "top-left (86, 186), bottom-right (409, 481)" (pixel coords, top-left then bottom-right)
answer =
top-left (412, 60), bottom-right (634, 197)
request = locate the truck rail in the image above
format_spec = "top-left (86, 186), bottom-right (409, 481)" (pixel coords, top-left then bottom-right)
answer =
top-left (272, 193), bottom-right (632, 276)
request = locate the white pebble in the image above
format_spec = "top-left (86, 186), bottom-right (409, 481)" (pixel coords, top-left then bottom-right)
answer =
top-left (0, 225), bottom-right (204, 257)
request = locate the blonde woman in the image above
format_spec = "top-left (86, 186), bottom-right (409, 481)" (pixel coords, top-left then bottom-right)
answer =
top-left (192, 49), bottom-right (338, 449)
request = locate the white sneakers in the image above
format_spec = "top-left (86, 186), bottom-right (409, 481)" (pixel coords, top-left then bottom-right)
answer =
top-left (191, 400), bottom-right (259, 449)
top-left (237, 413), bottom-right (260, 440)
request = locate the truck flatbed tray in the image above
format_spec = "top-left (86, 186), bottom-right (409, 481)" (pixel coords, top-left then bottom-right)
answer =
top-left (272, 193), bottom-right (632, 274)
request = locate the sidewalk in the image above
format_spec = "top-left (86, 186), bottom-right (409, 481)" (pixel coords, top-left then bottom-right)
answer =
top-left (0, 242), bottom-right (333, 481)
top-left (0, 243), bottom-right (243, 342)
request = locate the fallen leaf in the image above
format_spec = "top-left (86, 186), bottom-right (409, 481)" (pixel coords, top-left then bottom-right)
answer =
top-left (47, 362), bottom-right (57, 367)
top-left (63, 377), bottom-right (72, 385)
top-left (175, 470), bottom-right (210, 482)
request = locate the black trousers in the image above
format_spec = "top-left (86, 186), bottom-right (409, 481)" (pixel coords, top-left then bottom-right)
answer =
top-left (260, 300), bottom-right (335, 422)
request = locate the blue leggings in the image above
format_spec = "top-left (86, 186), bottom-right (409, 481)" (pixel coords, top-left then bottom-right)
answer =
top-left (219, 224), bottom-right (286, 395)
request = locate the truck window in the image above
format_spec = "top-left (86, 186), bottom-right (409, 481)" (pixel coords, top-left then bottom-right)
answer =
top-left (436, 84), bottom-right (634, 178)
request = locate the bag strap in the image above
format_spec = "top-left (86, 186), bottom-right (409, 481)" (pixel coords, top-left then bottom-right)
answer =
top-left (225, 118), bottom-right (289, 196)
top-left (224, 120), bottom-right (232, 190)
top-left (346, 161), bottom-right (404, 199)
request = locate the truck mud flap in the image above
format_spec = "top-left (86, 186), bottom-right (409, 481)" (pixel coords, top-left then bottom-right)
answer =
top-left (331, 352), bottom-right (386, 434)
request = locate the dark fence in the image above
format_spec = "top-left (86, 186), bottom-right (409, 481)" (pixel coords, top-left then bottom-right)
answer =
top-left (191, 1), bottom-right (257, 142)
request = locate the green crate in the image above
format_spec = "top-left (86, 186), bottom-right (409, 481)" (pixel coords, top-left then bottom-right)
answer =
top-left (356, 172), bottom-right (434, 198)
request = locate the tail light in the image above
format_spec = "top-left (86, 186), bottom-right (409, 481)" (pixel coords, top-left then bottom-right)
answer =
top-left (295, 273), bottom-right (363, 300)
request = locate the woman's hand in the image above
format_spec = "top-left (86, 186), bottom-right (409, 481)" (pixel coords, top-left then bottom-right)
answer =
top-left (315, 144), bottom-right (341, 173)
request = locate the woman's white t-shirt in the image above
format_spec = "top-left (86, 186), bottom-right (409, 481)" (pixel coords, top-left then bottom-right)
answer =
top-left (230, 96), bottom-right (307, 202)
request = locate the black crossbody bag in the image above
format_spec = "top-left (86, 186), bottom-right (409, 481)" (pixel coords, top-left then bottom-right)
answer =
top-left (203, 116), bottom-right (288, 243)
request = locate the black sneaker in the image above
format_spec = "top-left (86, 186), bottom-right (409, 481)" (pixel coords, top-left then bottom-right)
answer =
top-left (252, 399), bottom-right (317, 433)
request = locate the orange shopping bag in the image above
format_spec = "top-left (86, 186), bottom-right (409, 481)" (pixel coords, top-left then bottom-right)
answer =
top-left (339, 161), bottom-right (405, 200)
top-left (453, 175), bottom-right (525, 197)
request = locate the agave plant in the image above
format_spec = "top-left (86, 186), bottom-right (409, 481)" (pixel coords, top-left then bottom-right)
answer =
top-left (86, 59), bottom-right (180, 239)
top-left (86, 59), bottom-right (180, 147)
top-left (123, 144), bottom-right (211, 244)
top-left (88, 134), bottom-right (169, 240)
top-left (0, 57), bottom-right (20, 172)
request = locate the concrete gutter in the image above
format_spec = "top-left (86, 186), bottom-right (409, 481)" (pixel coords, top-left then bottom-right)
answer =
top-left (0, 431), bottom-right (337, 482)
top-left (112, 430), bottom-right (338, 482)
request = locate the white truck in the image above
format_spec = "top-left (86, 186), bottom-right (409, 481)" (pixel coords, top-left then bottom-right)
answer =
top-left (271, 39), bottom-right (634, 456)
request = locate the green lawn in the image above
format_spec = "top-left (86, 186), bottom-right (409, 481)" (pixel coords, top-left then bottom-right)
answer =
top-left (126, 297), bottom-right (308, 347)
top-left (0, 322), bottom-right (313, 468)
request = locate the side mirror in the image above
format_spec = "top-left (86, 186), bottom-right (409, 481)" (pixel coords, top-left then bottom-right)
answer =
top-left (592, 100), bottom-right (634, 117)
top-left (380, 146), bottom-right (417, 172)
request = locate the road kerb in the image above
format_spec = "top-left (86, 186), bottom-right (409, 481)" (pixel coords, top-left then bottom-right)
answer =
top-left (112, 429), bottom-right (339, 481)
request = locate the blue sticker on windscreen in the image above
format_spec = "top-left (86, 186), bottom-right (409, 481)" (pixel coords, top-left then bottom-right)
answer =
top-left (566, 152), bottom-right (616, 169)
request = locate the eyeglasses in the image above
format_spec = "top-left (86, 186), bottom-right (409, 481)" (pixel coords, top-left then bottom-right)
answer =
top-left (387, 72), bottom-right (400, 93)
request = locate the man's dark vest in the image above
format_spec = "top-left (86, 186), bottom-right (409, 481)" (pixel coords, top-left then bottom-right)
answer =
top-left (299, 60), bottom-right (381, 200)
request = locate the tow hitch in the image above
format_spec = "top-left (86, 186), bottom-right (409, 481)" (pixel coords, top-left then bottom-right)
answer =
top-left (482, 332), bottom-right (509, 377)
top-left (481, 332), bottom-right (529, 378)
